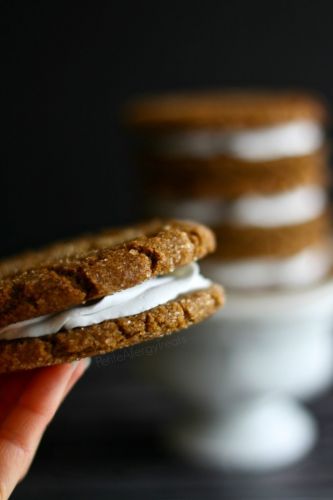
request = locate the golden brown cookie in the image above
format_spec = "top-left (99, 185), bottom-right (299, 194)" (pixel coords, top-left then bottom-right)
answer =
top-left (140, 149), bottom-right (329, 199)
top-left (125, 90), bottom-right (327, 130)
top-left (213, 214), bottom-right (330, 259)
top-left (0, 219), bottom-right (223, 373)
top-left (0, 219), bottom-right (215, 328)
top-left (0, 286), bottom-right (223, 373)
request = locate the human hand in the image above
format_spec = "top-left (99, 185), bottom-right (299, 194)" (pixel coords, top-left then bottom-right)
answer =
top-left (0, 359), bottom-right (90, 499)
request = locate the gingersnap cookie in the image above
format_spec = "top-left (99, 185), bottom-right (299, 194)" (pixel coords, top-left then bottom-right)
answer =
top-left (0, 219), bottom-right (223, 373)
top-left (213, 213), bottom-right (330, 260)
top-left (140, 148), bottom-right (329, 199)
top-left (126, 90), bottom-right (327, 168)
top-left (125, 90), bottom-right (327, 130)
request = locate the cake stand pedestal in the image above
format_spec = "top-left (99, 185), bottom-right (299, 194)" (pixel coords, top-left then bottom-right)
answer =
top-left (145, 277), bottom-right (333, 471)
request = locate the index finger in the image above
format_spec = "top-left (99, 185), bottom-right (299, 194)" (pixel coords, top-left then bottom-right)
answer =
top-left (0, 361), bottom-right (86, 499)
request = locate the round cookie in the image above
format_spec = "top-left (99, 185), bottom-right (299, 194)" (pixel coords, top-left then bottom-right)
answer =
top-left (0, 219), bottom-right (215, 328)
top-left (0, 220), bottom-right (223, 373)
top-left (214, 214), bottom-right (330, 259)
top-left (125, 90), bottom-right (328, 130)
top-left (141, 149), bottom-right (329, 199)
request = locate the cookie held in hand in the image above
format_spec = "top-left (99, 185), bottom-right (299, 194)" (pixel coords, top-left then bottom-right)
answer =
top-left (0, 219), bottom-right (224, 373)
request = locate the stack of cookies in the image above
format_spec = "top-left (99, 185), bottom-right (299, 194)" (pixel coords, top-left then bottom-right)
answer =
top-left (126, 91), bottom-right (332, 290)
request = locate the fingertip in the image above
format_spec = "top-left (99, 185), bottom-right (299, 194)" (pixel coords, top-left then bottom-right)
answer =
top-left (84, 357), bottom-right (91, 369)
top-left (74, 357), bottom-right (91, 379)
top-left (62, 358), bottom-right (91, 397)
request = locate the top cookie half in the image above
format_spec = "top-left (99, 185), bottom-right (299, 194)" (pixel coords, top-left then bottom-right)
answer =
top-left (124, 90), bottom-right (328, 130)
top-left (0, 220), bottom-right (215, 329)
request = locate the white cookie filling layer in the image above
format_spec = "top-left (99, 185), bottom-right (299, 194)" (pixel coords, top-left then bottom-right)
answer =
top-left (202, 246), bottom-right (332, 290)
top-left (153, 120), bottom-right (323, 161)
top-left (151, 186), bottom-right (326, 228)
top-left (0, 263), bottom-right (211, 341)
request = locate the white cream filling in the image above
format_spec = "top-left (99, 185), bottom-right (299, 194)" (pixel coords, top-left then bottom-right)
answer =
top-left (202, 246), bottom-right (332, 290)
top-left (153, 120), bottom-right (323, 161)
top-left (0, 263), bottom-right (211, 341)
top-left (151, 186), bottom-right (326, 228)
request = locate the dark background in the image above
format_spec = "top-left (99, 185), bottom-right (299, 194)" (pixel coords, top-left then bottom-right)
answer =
top-left (2, 1), bottom-right (333, 256)
top-left (2, 2), bottom-right (333, 499)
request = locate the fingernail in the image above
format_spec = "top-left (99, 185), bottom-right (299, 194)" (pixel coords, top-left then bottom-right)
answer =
top-left (83, 357), bottom-right (91, 369)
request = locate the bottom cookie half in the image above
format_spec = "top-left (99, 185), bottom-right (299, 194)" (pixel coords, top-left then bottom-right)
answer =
top-left (0, 285), bottom-right (223, 373)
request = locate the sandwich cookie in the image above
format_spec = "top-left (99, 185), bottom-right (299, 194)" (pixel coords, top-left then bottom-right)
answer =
top-left (126, 90), bottom-right (328, 197)
top-left (0, 220), bottom-right (223, 373)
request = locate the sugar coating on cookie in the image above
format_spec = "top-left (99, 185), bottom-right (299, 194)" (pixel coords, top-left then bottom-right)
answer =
top-left (0, 219), bottom-right (216, 327)
top-left (0, 220), bottom-right (223, 373)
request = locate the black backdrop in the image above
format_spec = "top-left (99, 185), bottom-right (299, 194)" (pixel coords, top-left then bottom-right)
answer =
top-left (2, 1), bottom-right (333, 257)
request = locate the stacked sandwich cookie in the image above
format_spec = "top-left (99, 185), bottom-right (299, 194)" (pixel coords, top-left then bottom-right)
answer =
top-left (126, 91), bottom-right (332, 289)
top-left (0, 220), bottom-right (223, 373)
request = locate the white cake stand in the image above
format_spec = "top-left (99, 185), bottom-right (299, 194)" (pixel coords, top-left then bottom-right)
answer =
top-left (144, 276), bottom-right (333, 471)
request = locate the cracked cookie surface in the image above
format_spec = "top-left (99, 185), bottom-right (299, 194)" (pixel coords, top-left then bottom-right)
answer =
top-left (0, 219), bottom-right (215, 328)
top-left (0, 285), bottom-right (223, 373)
